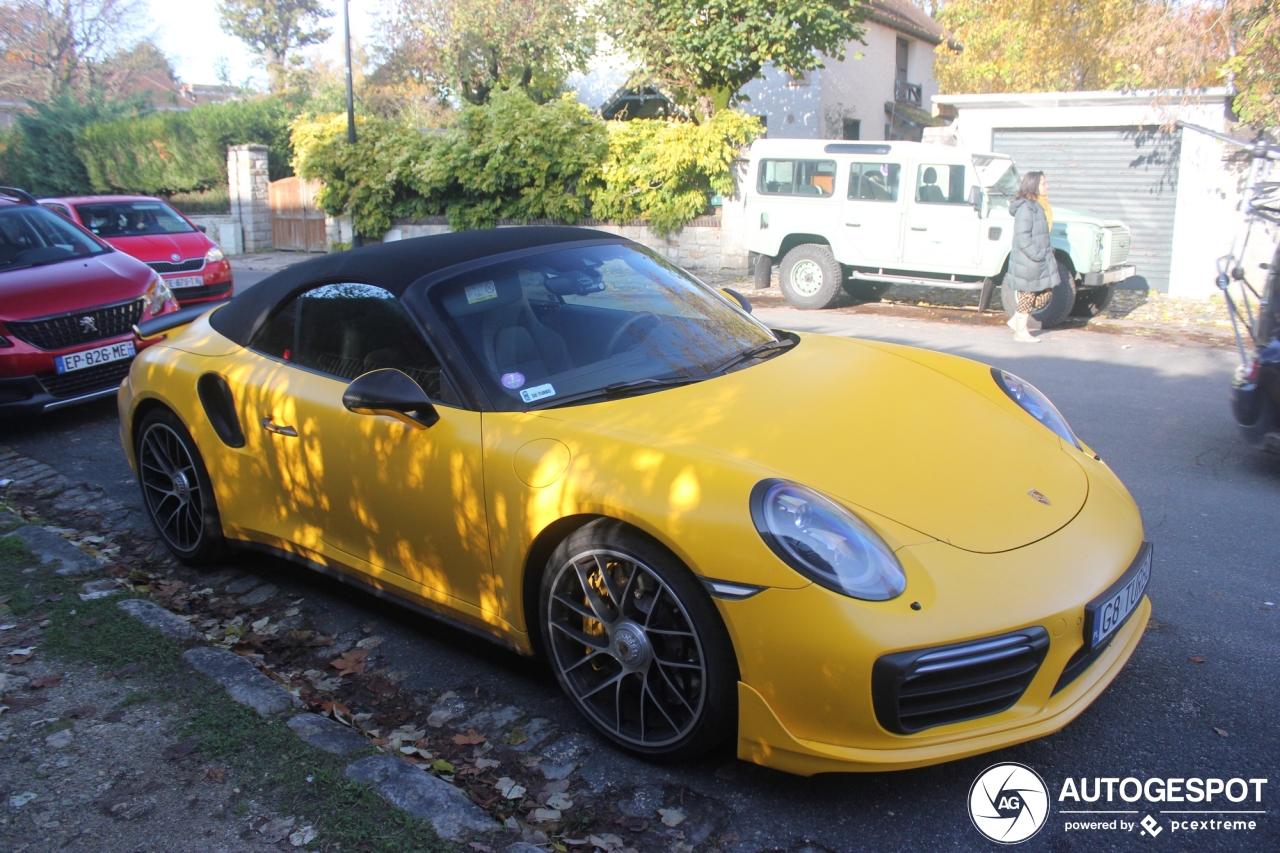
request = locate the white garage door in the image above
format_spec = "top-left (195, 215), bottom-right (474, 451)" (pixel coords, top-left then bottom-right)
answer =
top-left (992, 128), bottom-right (1180, 292)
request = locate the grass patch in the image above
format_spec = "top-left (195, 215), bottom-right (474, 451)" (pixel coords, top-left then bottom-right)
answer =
top-left (0, 530), bottom-right (452, 853)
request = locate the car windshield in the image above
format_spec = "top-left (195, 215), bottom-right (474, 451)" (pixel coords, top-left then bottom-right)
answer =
top-left (0, 205), bottom-right (109, 272)
top-left (75, 200), bottom-right (194, 237)
top-left (425, 243), bottom-right (782, 410)
top-left (973, 156), bottom-right (1020, 207)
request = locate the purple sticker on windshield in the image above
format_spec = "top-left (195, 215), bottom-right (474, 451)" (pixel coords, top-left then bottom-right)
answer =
top-left (501, 372), bottom-right (526, 389)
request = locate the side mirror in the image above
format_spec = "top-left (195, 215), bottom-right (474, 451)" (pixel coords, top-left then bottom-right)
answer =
top-left (719, 287), bottom-right (753, 314)
top-left (196, 224), bottom-right (207, 233)
top-left (342, 369), bottom-right (439, 429)
top-left (968, 186), bottom-right (984, 214)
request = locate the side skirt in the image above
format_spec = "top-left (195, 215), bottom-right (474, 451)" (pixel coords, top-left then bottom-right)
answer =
top-left (230, 539), bottom-right (530, 658)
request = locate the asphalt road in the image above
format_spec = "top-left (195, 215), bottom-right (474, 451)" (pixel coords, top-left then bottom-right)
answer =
top-left (2, 304), bottom-right (1277, 853)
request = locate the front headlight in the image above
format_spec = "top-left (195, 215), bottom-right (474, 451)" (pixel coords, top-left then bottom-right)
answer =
top-left (205, 246), bottom-right (225, 264)
top-left (751, 480), bottom-right (906, 600)
top-left (992, 368), bottom-right (1080, 448)
top-left (143, 276), bottom-right (177, 315)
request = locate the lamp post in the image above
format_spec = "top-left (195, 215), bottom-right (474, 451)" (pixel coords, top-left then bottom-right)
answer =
top-left (343, 0), bottom-right (361, 248)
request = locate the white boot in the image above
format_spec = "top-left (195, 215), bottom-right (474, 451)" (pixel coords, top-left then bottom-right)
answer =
top-left (1012, 312), bottom-right (1039, 343)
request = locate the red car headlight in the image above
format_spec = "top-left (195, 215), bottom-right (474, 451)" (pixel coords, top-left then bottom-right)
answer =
top-left (143, 276), bottom-right (178, 315)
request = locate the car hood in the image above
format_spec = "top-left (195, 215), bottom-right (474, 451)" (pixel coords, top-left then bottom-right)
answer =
top-left (0, 252), bottom-right (155, 322)
top-left (104, 232), bottom-right (209, 262)
top-left (545, 334), bottom-right (1088, 553)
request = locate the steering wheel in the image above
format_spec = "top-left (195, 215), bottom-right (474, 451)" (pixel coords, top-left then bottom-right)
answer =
top-left (604, 312), bottom-right (661, 357)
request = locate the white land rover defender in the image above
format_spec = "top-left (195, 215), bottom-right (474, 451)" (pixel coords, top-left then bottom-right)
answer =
top-left (742, 139), bottom-right (1136, 326)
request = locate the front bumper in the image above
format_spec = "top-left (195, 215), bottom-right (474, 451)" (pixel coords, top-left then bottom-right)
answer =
top-left (171, 280), bottom-right (233, 307)
top-left (1083, 265), bottom-right (1136, 286)
top-left (0, 368), bottom-right (128, 416)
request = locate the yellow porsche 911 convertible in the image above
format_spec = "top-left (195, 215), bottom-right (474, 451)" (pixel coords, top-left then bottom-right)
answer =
top-left (119, 227), bottom-right (1151, 775)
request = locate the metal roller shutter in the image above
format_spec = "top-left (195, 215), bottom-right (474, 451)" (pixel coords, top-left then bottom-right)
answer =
top-left (992, 127), bottom-right (1180, 292)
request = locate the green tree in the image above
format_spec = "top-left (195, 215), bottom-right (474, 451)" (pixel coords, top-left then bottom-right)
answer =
top-left (1224, 0), bottom-right (1280, 127)
top-left (604, 0), bottom-right (869, 114)
top-left (217, 0), bottom-right (333, 90)
top-left (373, 0), bottom-right (595, 105)
top-left (0, 94), bottom-right (143, 195)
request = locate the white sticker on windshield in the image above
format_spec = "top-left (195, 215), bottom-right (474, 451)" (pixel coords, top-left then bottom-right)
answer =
top-left (465, 281), bottom-right (498, 304)
top-left (519, 383), bottom-right (556, 403)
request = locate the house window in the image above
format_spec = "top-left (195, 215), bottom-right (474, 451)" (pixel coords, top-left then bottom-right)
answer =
top-left (758, 159), bottom-right (837, 197)
top-left (896, 38), bottom-right (909, 86)
top-left (842, 119), bottom-right (861, 140)
top-left (915, 164), bottom-right (969, 205)
top-left (848, 163), bottom-right (902, 202)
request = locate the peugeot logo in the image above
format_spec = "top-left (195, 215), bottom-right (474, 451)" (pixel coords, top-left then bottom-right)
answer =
top-left (79, 316), bottom-right (97, 333)
top-left (170, 252), bottom-right (180, 262)
top-left (1027, 489), bottom-right (1051, 506)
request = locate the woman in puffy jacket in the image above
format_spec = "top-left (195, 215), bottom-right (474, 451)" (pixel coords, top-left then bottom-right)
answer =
top-left (1005, 171), bottom-right (1058, 343)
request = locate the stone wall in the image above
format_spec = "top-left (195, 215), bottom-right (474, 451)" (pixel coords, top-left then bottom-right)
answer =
top-left (228, 144), bottom-right (272, 253)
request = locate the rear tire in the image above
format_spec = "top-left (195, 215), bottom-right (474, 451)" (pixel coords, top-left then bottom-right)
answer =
top-left (752, 253), bottom-right (773, 290)
top-left (779, 244), bottom-right (843, 310)
top-left (539, 519), bottom-right (738, 760)
top-left (1000, 257), bottom-right (1077, 328)
top-left (135, 408), bottom-right (229, 566)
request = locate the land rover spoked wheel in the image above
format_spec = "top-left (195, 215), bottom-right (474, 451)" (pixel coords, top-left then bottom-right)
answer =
top-left (136, 409), bottom-right (228, 566)
top-left (540, 520), bottom-right (737, 759)
top-left (779, 244), bottom-right (844, 309)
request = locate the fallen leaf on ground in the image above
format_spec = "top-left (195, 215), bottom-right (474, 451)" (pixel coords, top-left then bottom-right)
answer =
top-left (431, 759), bottom-right (456, 773)
top-left (546, 793), bottom-right (573, 810)
top-left (474, 757), bottom-right (501, 770)
top-left (589, 835), bottom-right (624, 851)
top-left (658, 808), bottom-right (686, 827)
top-left (258, 817), bottom-right (296, 844)
top-left (452, 729), bottom-right (486, 745)
top-left (162, 736), bottom-right (202, 760)
top-left (495, 776), bottom-right (526, 799)
top-left (289, 826), bottom-right (317, 847)
top-left (504, 727), bottom-right (528, 745)
top-left (1189, 656), bottom-right (1205, 663)
top-left (204, 767), bottom-right (227, 783)
top-left (531, 808), bottom-right (561, 822)
top-left (6, 647), bottom-right (34, 664)
top-left (30, 674), bottom-right (63, 689)
top-left (1213, 727), bottom-right (1229, 737)
top-left (355, 636), bottom-right (383, 649)
top-left (329, 650), bottom-right (368, 677)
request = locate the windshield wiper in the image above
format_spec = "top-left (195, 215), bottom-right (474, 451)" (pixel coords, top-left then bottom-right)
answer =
top-left (527, 376), bottom-right (703, 410)
top-left (708, 338), bottom-right (796, 375)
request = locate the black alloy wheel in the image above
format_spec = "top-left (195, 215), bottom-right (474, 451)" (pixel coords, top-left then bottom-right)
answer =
top-left (540, 520), bottom-right (737, 759)
top-left (136, 409), bottom-right (228, 565)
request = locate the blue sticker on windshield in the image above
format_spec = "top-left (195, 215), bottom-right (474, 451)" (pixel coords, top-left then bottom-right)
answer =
top-left (519, 383), bottom-right (556, 403)
top-left (501, 371), bottom-right (526, 390)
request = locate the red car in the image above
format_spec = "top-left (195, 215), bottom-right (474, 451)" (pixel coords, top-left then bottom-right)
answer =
top-left (0, 188), bottom-right (179, 417)
top-left (39, 195), bottom-right (233, 306)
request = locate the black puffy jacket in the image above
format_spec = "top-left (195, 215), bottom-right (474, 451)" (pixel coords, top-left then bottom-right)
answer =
top-left (1005, 198), bottom-right (1060, 293)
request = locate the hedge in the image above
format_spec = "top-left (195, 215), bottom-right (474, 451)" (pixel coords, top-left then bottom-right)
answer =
top-left (293, 89), bottom-right (762, 238)
top-left (76, 97), bottom-right (294, 195)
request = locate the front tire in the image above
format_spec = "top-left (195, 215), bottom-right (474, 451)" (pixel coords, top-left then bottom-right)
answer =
top-left (539, 519), bottom-right (738, 759)
top-left (1001, 256), bottom-right (1077, 328)
top-left (135, 408), bottom-right (229, 566)
top-left (779, 244), bottom-right (843, 309)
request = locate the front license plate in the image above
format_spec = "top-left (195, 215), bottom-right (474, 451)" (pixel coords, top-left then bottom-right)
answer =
top-left (1084, 542), bottom-right (1152, 650)
top-left (54, 340), bottom-right (136, 374)
top-left (166, 275), bottom-right (204, 289)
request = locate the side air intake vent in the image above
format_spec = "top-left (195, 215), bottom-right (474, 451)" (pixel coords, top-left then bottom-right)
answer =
top-left (197, 373), bottom-right (244, 447)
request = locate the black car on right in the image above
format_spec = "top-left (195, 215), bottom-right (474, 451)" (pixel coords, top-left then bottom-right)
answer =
top-left (1231, 245), bottom-right (1280, 453)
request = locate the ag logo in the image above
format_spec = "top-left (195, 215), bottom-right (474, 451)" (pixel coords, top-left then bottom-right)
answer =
top-left (969, 762), bottom-right (1050, 844)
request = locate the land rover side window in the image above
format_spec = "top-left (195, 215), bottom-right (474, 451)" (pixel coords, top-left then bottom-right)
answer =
top-left (915, 164), bottom-right (968, 204)
top-left (248, 283), bottom-right (457, 403)
top-left (847, 162), bottom-right (902, 202)
top-left (758, 159), bottom-right (837, 197)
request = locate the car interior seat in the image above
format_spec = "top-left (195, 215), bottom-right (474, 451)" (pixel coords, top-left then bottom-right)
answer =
top-left (481, 285), bottom-right (571, 384)
top-left (918, 167), bottom-right (946, 204)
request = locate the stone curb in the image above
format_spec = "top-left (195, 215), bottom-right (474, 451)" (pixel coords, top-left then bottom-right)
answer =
top-left (1, 525), bottom-right (101, 575)
top-left (286, 713), bottom-right (373, 756)
top-left (117, 598), bottom-right (202, 643)
top-left (344, 754), bottom-right (500, 840)
top-left (182, 647), bottom-right (302, 718)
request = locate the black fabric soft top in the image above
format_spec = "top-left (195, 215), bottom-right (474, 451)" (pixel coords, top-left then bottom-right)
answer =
top-left (209, 226), bottom-right (620, 346)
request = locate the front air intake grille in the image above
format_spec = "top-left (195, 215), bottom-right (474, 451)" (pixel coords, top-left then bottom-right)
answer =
top-left (37, 359), bottom-right (132, 399)
top-left (872, 628), bottom-right (1050, 734)
top-left (1107, 228), bottom-right (1131, 267)
top-left (146, 258), bottom-right (204, 274)
top-left (7, 299), bottom-right (145, 351)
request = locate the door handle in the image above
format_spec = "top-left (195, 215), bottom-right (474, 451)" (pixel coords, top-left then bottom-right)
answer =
top-left (261, 417), bottom-right (298, 437)
top-left (911, 226), bottom-right (928, 232)
top-left (845, 222), bottom-right (862, 227)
